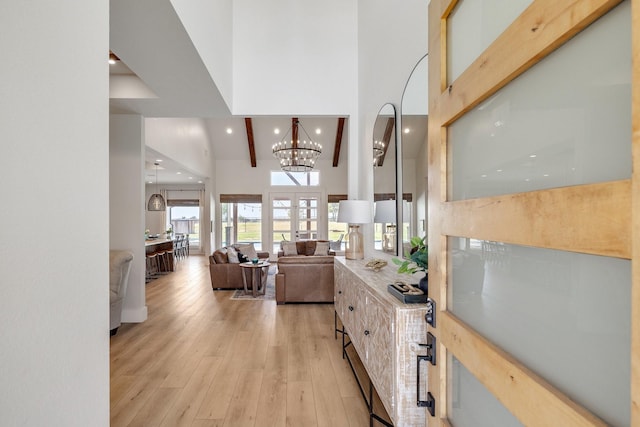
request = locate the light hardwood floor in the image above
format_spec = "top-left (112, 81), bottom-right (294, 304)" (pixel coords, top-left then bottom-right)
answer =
top-left (110, 255), bottom-right (370, 427)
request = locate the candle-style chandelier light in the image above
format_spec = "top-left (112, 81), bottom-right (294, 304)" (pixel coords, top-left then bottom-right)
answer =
top-left (272, 118), bottom-right (322, 172)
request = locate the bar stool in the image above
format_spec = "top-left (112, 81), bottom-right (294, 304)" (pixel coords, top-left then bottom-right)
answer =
top-left (146, 253), bottom-right (158, 281)
top-left (156, 250), bottom-right (167, 273)
top-left (163, 247), bottom-right (175, 272)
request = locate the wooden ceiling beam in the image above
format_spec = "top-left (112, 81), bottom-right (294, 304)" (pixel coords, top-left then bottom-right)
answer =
top-left (292, 117), bottom-right (299, 149)
top-left (376, 117), bottom-right (395, 167)
top-left (244, 117), bottom-right (257, 167)
top-left (333, 117), bottom-right (345, 167)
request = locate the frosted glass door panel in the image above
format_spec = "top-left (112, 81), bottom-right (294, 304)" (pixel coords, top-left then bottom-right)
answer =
top-left (448, 237), bottom-right (630, 426)
top-left (448, 1), bottom-right (631, 201)
top-left (448, 356), bottom-right (523, 427)
top-left (447, 0), bottom-right (532, 82)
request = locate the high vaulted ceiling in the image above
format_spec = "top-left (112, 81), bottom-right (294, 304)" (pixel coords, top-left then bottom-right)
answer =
top-left (110, 0), bottom-right (351, 184)
top-left (110, 0), bottom-right (427, 185)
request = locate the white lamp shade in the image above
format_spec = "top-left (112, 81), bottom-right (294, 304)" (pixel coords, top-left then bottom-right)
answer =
top-left (373, 199), bottom-right (411, 223)
top-left (374, 200), bottom-right (396, 223)
top-left (337, 200), bottom-right (372, 224)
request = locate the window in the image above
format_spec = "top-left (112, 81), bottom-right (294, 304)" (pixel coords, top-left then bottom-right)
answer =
top-left (167, 200), bottom-right (200, 250)
top-left (270, 171), bottom-right (319, 186)
top-left (220, 194), bottom-right (263, 250)
top-left (328, 194), bottom-right (347, 251)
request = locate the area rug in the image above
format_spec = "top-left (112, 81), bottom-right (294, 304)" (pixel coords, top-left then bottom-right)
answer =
top-left (230, 266), bottom-right (276, 301)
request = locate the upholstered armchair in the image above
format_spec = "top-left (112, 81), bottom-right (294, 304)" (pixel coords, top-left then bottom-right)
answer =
top-left (110, 250), bottom-right (134, 336)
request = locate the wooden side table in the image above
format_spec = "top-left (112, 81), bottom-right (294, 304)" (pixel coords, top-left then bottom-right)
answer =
top-left (239, 262), bottom-right (270, 297)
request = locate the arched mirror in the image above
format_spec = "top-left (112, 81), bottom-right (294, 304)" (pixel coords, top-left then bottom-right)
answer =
top-left (399, 54), bottom-right (428, 255)
top-left (373, 103), bottom-right (398, 254)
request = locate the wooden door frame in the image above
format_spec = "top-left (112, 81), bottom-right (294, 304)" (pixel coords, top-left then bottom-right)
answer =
top-left (427, 0), bottom-right (635, 425)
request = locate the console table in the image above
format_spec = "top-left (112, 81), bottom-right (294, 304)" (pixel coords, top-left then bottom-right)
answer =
top-left (334, 256), bottom-right (429, 427)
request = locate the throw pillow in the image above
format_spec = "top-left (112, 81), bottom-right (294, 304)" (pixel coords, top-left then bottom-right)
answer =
top-left (236, 243), bottom-right (258, 261)
top-left (227, 246), bottom-right (240, 263)
top-left (314, 241), bottom-right (330, 256)
top-left (212, 249), bottom-right (228, 264)
top-left (238, 252), bottom-right (249, 263)
top-left (282, 241), bottom-right (298, 256)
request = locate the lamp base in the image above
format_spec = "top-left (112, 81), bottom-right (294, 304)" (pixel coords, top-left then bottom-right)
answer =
top-left (345, 225), bottom-right (364, 260)
top-left (382, 224), bottom-right (396, 253)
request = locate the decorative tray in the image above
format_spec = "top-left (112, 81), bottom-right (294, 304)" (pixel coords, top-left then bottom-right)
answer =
top-left (387, 282), bottom-right (428, 304)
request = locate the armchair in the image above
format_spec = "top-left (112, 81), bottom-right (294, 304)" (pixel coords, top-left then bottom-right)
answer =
top-left (110, 250), bottom-right (134, 336)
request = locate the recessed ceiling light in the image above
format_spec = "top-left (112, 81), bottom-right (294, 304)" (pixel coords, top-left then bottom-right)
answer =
top-left (226, 128), bottom-right (233, 134)
top-left (315, 128), bottom-right (321, 135)
top-left (155, 159), bottom-right (163, 162)
top-left (529, 154), bottom-right (537, 158)
top-left (481, 174), bottom-right (487, 178)
top-left (176, 172), bottom-right (182, 175)
top-left (404, 128), bottom-right (410, 134)
top-left (496, 169), bottom-right (503, 172)
top-left (274, 128), bottom-right (280, 135)
top-left (188, 177), bottom-right (193, 180)
top-left (198, 180), bottom-right (203, 184)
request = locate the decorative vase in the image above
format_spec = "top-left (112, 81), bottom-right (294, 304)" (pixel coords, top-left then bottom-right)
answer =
top-left (418, 274), bottom-right (428, 295)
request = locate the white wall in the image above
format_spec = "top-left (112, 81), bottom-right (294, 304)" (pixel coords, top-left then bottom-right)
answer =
top-left (232, 0), bottom-right (358, 116)
top-left (170, 0), bottom-right (234, 110)
top-left (111, 115), bottom-right (148, 323)
top-left (358, 0), bottom-right (428, 253)
top-left (0, 2), bottom-right (109, 425)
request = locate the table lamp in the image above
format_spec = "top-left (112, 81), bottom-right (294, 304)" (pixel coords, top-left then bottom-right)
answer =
top-left (337, 200), bottom-right (372, 260)
top-left (374, 199), bottom-right (397, 252)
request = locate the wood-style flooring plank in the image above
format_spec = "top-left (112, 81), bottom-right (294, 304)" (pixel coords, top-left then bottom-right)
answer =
top-left (254, 345), bottom-right (287, 427)
top-left (110, 255), bottom-right (369, 427)
top-left (286, 381), bottom-right (318, 427)
top-left (126, 386), bottom-right (181, 427)
top-left (159, 356), bottom-right (222, 427)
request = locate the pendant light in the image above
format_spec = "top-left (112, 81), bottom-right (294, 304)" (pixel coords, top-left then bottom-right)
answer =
top-left (147, 162), bottom-right (166, 211)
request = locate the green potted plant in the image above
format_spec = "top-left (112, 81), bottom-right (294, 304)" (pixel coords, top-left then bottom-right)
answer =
top-left (392, 236), bottom-right (428, 293)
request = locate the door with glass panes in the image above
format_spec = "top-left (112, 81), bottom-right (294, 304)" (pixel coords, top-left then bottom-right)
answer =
top-left (427, 1), bottom-right (634, 426)
top-left (270, 193), bottom-right (320, 253)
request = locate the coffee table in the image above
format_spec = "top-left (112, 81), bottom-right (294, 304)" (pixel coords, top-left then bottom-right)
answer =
top-left (239, 261), bottom-right (271, 297)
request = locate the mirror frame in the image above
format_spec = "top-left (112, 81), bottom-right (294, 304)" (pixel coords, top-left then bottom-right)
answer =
top-left (372, 103), bottom-right (399, 256)
top-left (399, 53), bottom-right (429, 257)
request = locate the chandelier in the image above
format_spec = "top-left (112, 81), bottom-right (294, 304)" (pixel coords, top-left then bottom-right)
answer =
top-left (373, 139), bottom-right (385, 159)
top-left (272, 118), bottom-right (322, 172)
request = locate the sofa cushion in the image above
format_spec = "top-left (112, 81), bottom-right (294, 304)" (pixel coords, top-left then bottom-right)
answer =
top-left (235, 243), bottom-right (258, 260)
top-left (313, 241), bottom-right (330, 256)
top-left (227, 246), bottom-right (240, 263)
top-left (212, 249), bottom-right (228, 264)
top-left (282, 241), bottom-right (298, 256)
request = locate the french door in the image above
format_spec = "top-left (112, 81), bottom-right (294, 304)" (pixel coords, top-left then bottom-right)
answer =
top-left (270, 192), bottom-right (321, 253)
top-left (427, 1), bottom-right (635, 426)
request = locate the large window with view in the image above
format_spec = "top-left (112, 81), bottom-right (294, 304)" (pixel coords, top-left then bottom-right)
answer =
top-left (220, 194), bottom-right (263, 250)
top-left (168, 200), bottom-right (200, 251)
